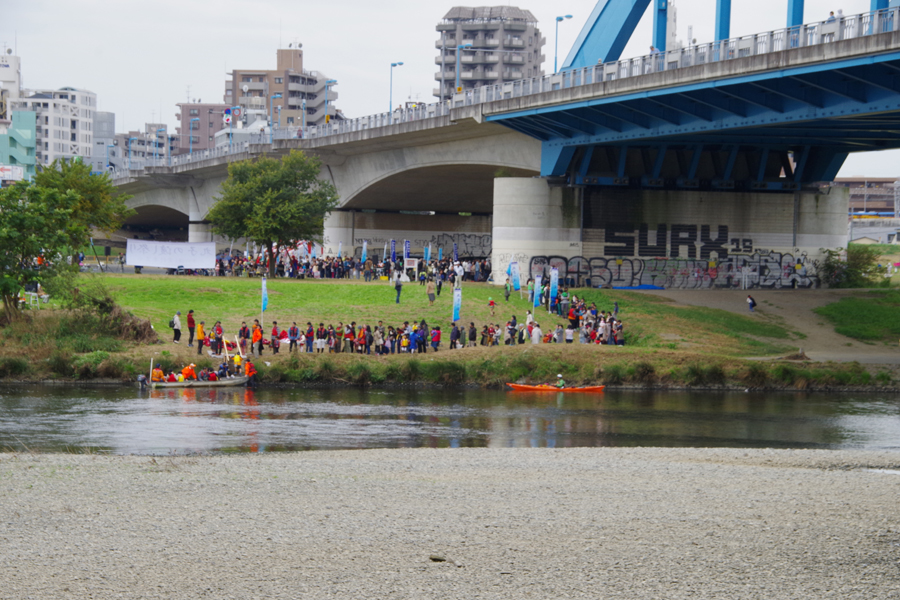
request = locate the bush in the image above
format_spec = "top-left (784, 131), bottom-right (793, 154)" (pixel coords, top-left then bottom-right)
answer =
top-left (684, 363), bottom-right (706, 386)
top-left (72, 351), bottom-right (110, 379)
top-left (704, 364), bottom-right (726, 386)
top-left (315, 359), bottom-right (336, 381)
top-left (0, 357), bottom-right (29, 378)
top-left (602, 364), bottom-right (625, 385)
top-left (771, 364), bottom-right (796, 385)
top-left (821, 246), bottom-right (888, 288)
top-left (425, 361), bottom-right (467, 385)
top-left (346, 362), bottom-right (372, 386)
top-left (743, 363), bottom-right (768, 387)
top-left (401, 359), bottom-right (421, 381)
top-left (630, 361), bottom-right (656, 384)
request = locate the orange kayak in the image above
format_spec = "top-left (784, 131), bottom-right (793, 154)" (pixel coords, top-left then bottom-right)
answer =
top-left (506, 383), bottom-right (605, 393)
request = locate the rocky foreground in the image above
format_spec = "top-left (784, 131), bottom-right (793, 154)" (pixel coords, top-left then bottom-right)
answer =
top-left (1, 448), bottom-right (898, 599)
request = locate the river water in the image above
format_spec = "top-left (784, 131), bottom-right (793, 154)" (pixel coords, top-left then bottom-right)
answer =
top-left (0, 385), bottom-right (898, 455)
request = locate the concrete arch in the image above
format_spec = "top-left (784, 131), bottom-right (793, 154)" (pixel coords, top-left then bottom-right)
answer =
top-left (328, 131), bottom-right (541, 210)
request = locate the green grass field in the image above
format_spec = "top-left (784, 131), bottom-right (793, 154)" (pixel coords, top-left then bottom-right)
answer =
top-left (814, 291), bottom-right (900, 342)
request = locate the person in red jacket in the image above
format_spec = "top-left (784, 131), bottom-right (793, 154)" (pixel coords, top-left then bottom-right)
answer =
top-left (270, 321), bottom-right (281, 354)
top-left (186, 310), bottom-right (196, 347)
top-left (245, 359), bottom-right (257, 388)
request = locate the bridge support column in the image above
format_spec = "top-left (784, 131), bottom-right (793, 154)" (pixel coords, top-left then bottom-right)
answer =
top-left (188, 209), bottom-right (212, 243)
top-left (324, 211), bottom-right (355, 257)
top-left (492, 178), bottom-right (582, 285)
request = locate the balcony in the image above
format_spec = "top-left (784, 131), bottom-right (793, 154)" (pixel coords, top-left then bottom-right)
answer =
top-left (504, 22), bottom-right (527, 31)
top-left (504, 38), bottom-right (525, 48)
top-left (436, 38), bottom-right (457, 48)
top-left (435, 70), bottom-right (456, 80)
top-left (502, 70), bottom-right (524, 79)
top-left (504, 54), bottom-right (525, 64)
top-left (484, 38), bottom-right (500, 47)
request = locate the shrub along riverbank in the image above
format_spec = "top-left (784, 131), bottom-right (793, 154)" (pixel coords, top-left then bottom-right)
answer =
top-left (0, 274), bottom-right (893, 390)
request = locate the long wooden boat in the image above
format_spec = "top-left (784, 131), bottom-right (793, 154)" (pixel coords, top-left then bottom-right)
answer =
top-left (506, 383), bottom-right (605, 393)
top-left (151, 375), bottom-right (250, 389)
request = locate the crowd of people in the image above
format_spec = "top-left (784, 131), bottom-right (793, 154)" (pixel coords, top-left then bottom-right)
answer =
top-left (167, 294), bottom-right (625, 359)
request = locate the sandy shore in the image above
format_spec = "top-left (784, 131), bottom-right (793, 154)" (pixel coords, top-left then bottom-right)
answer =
top-left (1, 448), bottom-right (899, 599)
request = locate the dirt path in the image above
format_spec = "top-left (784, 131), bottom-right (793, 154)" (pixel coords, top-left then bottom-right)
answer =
top-left (638, 289), bottom-right (900, 364)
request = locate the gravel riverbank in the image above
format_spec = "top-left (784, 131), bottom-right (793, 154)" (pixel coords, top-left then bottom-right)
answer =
top-left (1, 448), bottom-right (899, 599)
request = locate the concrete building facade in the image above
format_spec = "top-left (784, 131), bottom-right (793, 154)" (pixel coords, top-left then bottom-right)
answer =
top-left (90, 111), bottom-right (115, 173)
top-left (174, 102), bottom-right (230, 155)
top-left (0, 52), bottom-right (22, 120)
top-left (13, 87), bottom-right (96, 167)
top-left (112, 123), bottom-right (170, 171)
top-left (434, 6), bottom-right (545, 100)
top-left (0, 110), bottom-right (36, 182)
top-left (225, 49), bottom-right (340, 129)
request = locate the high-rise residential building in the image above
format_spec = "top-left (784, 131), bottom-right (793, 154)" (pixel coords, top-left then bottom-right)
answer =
top-left (434, 7), bottom-right (545, 100)
top-left (0, 110), bottom-right (36, 183)
top-left (91, 111), bottom-right (115, 173)
top-left (0, 51), bottom-right (22, 120)
top-left (174, 102), bottom-right (230, 155)
top-left (13, 87), bottom-right (96, 166)
top-left (112, 123), bottom-right (170, 170)
top-left (224, 48), bottom-right (340, 128)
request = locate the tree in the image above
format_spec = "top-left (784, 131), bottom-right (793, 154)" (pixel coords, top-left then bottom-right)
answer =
top-left (0, 184), bottom-right (83, 321)
top-left (0, 161), bottom-right (134, 322)
top-left (32, 158), bottom-right (133, 234)
top-left (821, 245), bottom-right (888, 288)
top-left (207, 150), bottom-right (339, 276)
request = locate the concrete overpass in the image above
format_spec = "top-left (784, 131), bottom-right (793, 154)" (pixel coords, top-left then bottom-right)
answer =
top-left (113, 6), bottom-right (900, 288)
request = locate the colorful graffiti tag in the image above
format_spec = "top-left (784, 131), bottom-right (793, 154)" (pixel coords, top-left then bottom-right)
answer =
top-left (528, 250), bottom-right (821, 289)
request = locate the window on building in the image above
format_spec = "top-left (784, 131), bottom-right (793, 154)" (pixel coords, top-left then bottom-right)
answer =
top-left (242, 77), bottom-right (252, 82)
top-left (71, 133), bottom-right (76, 141)
top-left (208, 121), bottom-right (213, 128)
top-left (275, 77), bottom-right (283, 84)
top-left (287, 117), bottom-right (294, 124)
top-left (226, 89), bottom-right (232, 96)
top-left (71, 95), bottom-right (77, 102)
top-left (190, 121), bottom-right (198, 130)
top-left (209, 136), bottom-right (213, 142)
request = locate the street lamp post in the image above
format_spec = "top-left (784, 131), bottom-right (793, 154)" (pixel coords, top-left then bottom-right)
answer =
top-left (555, 15), bottom-right (573, 74)
top-left (269, 93), bottom-right (282, 143)
top-left (455, 43), bottom-right (473, 93)
top-left (324, 79), bottom-right (337, 125)
top-left (389, 62), bottom-right (403, 124)
top-left (155, 127), bottom-right (166, 162)
top-left (189, 117), bottom-right (199, 155)
top-left (127, 137), bottom-right (137, 170)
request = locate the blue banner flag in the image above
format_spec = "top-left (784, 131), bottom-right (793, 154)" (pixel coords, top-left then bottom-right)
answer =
top-left (361, 240), bottom-right (368, 262)
top-left (403, 240), bottom-right (410, 260)
top-left (452, 243), bottom-right (458, 262)
top-left (452, 288), bottom-right (462, 323)
top-left (337, 241), bottom-right (342, 259)
top-left (533, 275), bottom-right (542, 308)
top-left (311, 243), bottom-right (317, 259)
top-left (549, 268), bottom-right (559, 310)
top-left (390, 240), bottom-right (396, 262)
top-left (439, 246), bottom-right (443, 261)
top-left (509, 261), bottom-right (521, 291)
top-left (424, 243), bottom-right (431, 263)
top-left (261, 276), bottom-right (269, 312)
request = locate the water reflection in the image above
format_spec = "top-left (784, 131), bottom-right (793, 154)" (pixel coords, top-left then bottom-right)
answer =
top-left (0, 385), bottom-right (897, 455)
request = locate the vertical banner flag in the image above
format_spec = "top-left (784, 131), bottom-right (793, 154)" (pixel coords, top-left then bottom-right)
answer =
top-left (509, 261), bottom-right (521, 291)
top-left (361, 240), bottom-right (368, 262)
top-left (382, 242), bottom-right (388, 262)
top-left (533, 275), bottom-right (542, 308)
top-left (452, 243), bottom-right (458, 262)
top-left (390, 240), bottom-right (397, 262)
top-left (549, 268), bottom-right (559, 310)
top-left (452, 288), bottom-right (462, 323)
top-left (424, 243), bottom-right (431, 263)
top-left (306, 241), bottom-right (312, 256)
top-left (403, 240), bottom-right (410, 260)
top-left (337, 241), bottom-right (342, 259)
top-left (261, 276), bottom-right (269, 312)
top-left (311, 243), bottom-right (317, 259)
top-left (439, 246), bottom-right (443, 261)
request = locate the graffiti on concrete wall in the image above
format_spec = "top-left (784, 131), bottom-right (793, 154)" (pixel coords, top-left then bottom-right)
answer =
top-left (528, 250), bottom-right (821, 289)
top-left (430, 233), bottom-right (492, 257)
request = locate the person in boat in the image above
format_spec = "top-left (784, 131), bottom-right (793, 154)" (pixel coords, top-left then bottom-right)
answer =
top-left (232, 353), bottom-right (242, 375)
top-left (217, 362), bottom-right (229, 379)
top-left (555, 374), bottom-right (566, 389)
top-left (151, 365), bottom-right (165, 382)
top-left (181, 363), bottom-right (197, 381)
top-left (245, 358), bottom-right (257, 388)
top-left (166, 372), bottom-right (178, 383)
top-left (197, 368), bottom-right (210, 381)
top-left (207, 369), bottom-right (218, 382)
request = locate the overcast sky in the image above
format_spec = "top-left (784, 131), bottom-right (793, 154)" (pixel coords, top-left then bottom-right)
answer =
top-left (4, 0), bottom-right (893, 176)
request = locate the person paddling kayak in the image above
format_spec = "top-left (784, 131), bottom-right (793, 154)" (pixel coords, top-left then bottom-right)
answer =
top-left (554, 374), bottom-right (566, 389)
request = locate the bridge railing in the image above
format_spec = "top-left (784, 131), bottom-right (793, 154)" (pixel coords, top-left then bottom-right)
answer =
top-left (114, 7), bottom-right (900, 181)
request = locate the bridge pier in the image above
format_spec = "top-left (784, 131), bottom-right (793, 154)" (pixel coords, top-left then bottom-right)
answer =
top-left (324, 211), bottom-right (356, 257)
top-left (492, 178), bottom-right (582, 284)
top-left (189, 208), bottom-right (213, 244)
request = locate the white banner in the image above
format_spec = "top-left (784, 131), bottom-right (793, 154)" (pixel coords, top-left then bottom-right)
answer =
top-left (0, 165), bottom-right (24, 181)
top-left (126, 239), bottom-right (216, 269)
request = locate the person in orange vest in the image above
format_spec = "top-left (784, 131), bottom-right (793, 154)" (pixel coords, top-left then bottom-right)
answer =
top-left (251, 320), bottom-right (263, 356)
top-left (181, 363), bottom-right (197, 381)
top-left (244, 358), bottom-right (257, 388)
top-left (196, 321), bottom-right (205, 356)
top-left (151, 364), bottom-right (165, 382)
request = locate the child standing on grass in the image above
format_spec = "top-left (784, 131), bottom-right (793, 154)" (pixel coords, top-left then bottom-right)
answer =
top-left (488, 297), bottom-right (496, 316)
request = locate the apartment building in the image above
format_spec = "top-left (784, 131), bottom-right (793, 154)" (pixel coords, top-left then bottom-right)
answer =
top-left (13, 87), bottom-right (96, 166)
top-left (434, 6), bottom-right (545, 100)
top-left (0, 110), bottom-right (36, 182)
top-left (111, 123), bottom-right (170, 170)
top-left (0, 51), bottom-right (22, 120)
top-left (174, 102), bottom-right (230, 155)
top-left (224, 48), bottom-right (339, 128)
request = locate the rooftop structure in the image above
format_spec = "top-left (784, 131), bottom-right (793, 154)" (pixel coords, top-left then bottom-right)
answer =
top-left (435, 6), bottom-right (545, 101)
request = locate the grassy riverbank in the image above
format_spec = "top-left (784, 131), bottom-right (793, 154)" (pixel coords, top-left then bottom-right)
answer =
top-left (0, 274), bottom-right (894, 389)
